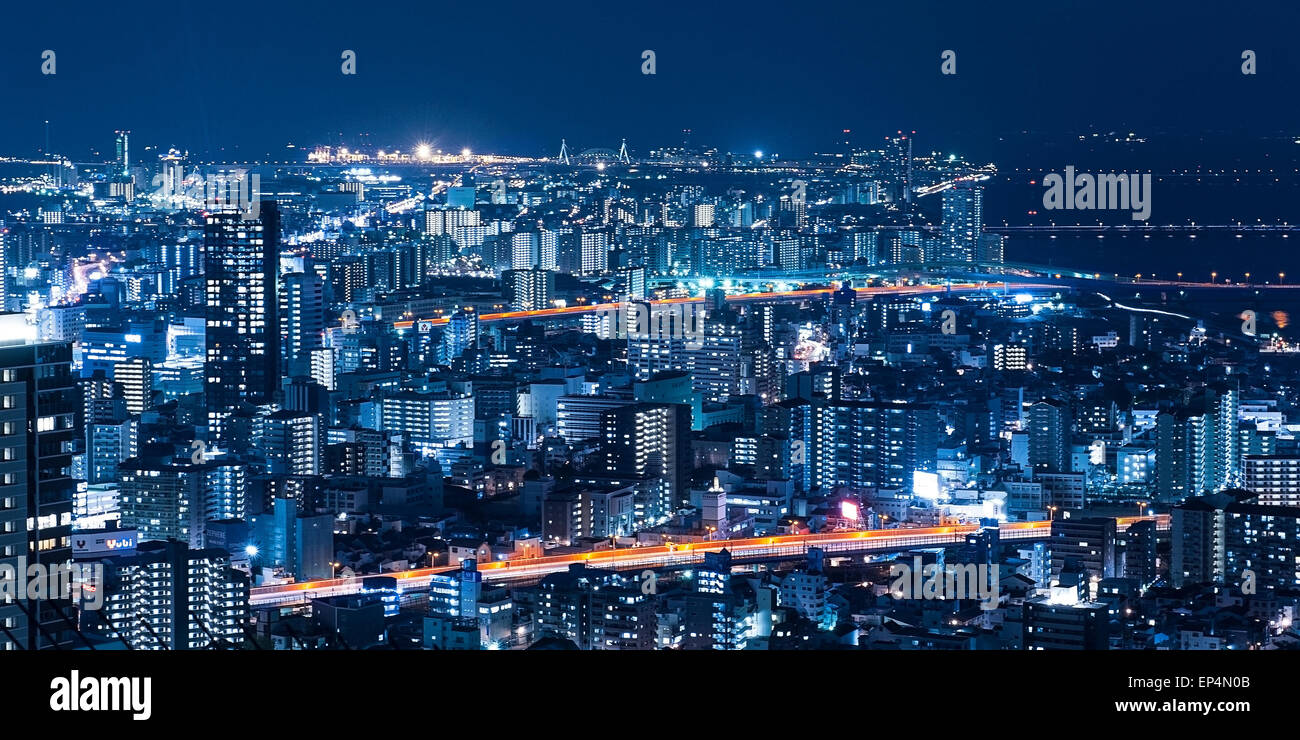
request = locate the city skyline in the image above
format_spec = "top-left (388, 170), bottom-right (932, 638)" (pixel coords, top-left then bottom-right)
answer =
top-left (1, 7), bottom-right (1296, 723)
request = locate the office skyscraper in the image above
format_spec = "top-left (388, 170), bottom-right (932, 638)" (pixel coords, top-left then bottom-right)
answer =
top-left (114, 129), bottom-right (130, 176)
top-left (204, 201), bottom-right (280, 444)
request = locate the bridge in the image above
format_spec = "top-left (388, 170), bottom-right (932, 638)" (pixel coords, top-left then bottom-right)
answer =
top-left (250, 515), bottom-right (1168, 608)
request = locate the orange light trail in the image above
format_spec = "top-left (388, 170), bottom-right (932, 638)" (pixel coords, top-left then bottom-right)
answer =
top-left (390, 282), bottom-right (1061, 330)
top-left (250, 515), bottom-right (1166, 606)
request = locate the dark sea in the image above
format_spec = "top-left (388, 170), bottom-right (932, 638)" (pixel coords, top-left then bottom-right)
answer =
top-left (977, 133), bottom-right (1300, 279)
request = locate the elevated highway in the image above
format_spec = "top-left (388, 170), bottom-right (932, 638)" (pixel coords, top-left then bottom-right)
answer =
top-left (250, 515), bottom-right (1168, 608)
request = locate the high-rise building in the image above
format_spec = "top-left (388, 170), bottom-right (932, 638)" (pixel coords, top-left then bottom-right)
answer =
top-left (115, 356), bottom-right (152, 415)
top-left (510, 231), bottom-right (555, 271)
top-left (940, 183), bottom-right (982, 262)
top-left (119, 453), bottom-right (247, 547)
top-left (578, 230), bottom-right (609, 274)
top-left (692, 203), bottom-right (715, 228)
top-left (379, 388), bottom-right (475, 455)
top-left (685, 310), bottom-right (744, 403)
top-left (248, 497), bottom-right (332, 580)
top-left (1170, 491), bottom-right (1240, 587)
top-left (119, 459), bottom-right (204, 546)
top-left (0, 227), bottom-right (7, 310)
top-left (88, 418), bottom-right (137, 485)
top-left (502, 268), bottom-right (554, 311)
top-left (282, 271), bottom-right (325, 378)
top-left (1048, 517), bottom-right (1117, 582)
top-left (556, 394), bottom-right (634, 444)
top-left (114, 130), bottom-right (130, 176)
top-left (785, 399), bottom-right (939, 495)
top-left (1224, 500), bottom-right (1300, 593)
top-left (1121, 519), bottom-right (1158, 587)
top-left (682, 550), bottom-right (758, 650)
top-left (0, 339), bottom-right (81, 650)
top-left (93, 539), bottom-right (248, 650)
top-left (205, 202), bottom-right (281, 444)
top-left (1155, 384), bottom-right (1239, 501)
top-left (601, 403), bottom-right (691, 516)
top-left (1027, 400), bottom-right (1069, 473)
top-left (977, 233), bottom-right (1005, 264)
top-left (260, 410), bottom-right (321, 477)
top-left (441, 308), bottom-right (478, 364)
top-left (535, 564), bottom-right (656, 650)
top-left (1243, 454), bottom-right (1300, 506)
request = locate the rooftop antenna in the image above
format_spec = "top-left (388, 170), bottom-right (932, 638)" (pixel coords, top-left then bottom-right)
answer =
top-left (558, 139), bottom-right (571, 166)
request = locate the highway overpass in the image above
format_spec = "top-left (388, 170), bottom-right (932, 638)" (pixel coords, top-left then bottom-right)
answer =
top-left (250, 515), bottom-right (1168, 608)
top-left (389, 281), bottom-right (1065, 330)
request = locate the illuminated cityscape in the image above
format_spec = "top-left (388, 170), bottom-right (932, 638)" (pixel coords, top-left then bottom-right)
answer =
top-left (4, 122), bottom-right (1300, 656)
top-left (2, 6), bottom-right (1300, 721)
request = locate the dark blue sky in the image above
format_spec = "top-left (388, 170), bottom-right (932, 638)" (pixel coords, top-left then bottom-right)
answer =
top-left (1, 0), bottom-right (1296, 160)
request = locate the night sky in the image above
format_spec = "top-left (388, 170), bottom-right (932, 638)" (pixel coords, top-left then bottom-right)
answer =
top-left (1, 0), bottom-right (1297, 159)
